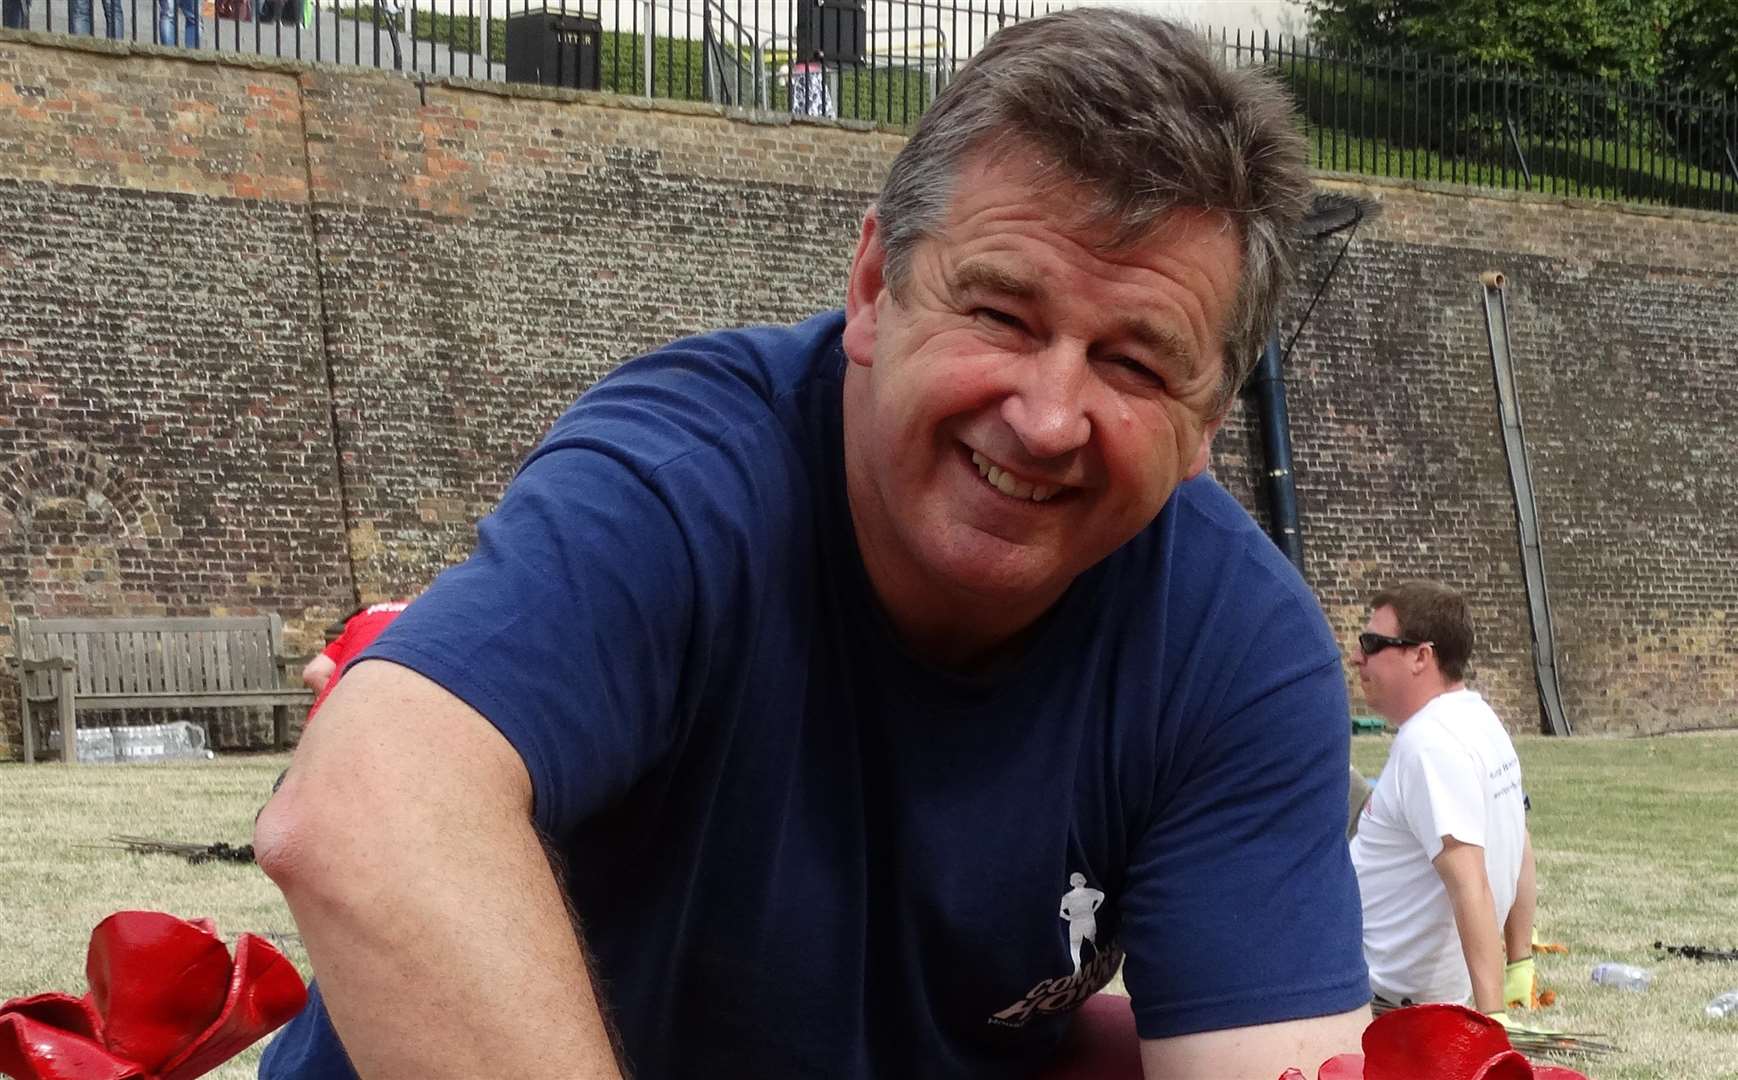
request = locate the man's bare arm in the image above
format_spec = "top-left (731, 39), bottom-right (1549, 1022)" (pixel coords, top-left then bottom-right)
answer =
top-left (254, 660), bottom-right (623, 1079)
top-left (1434, 836), bottom-right (1504, 1013)
top-left (1139, 1006), bottom-right (1368, 1079)
top-left (1504, 831), bottom-right (1537, 964)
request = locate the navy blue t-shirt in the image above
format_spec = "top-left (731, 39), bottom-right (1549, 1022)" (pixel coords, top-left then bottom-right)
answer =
top-left (261, 312), bottom-right (1366, 1078)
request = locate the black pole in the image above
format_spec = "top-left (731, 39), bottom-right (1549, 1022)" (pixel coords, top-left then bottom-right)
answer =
top-left (1251, 330), bottom-right (1305, 576)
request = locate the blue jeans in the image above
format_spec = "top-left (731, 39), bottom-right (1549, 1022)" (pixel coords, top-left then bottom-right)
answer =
top-left (1, 0), bottom-right (29, 29)
top-left (68, 0), bottom-right (124, 36)
top-left (157, 0), bottom-right (197, 45)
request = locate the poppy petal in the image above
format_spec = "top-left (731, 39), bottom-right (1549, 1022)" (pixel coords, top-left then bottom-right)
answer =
top-left (1469, 1050), bottom-right (1534, 1079)
top-left (1317, 1052), bottom-right (1366, 1079)
top-left (0, 1012), bottom-right (149, 1080)
top-left (158, 933), bottom-right (310, 1080)
top-left (86, 912), bottom-right (233, 1069)
top-left (0, 993), bottom-right (104, 1044)
top-left (1362, 1005), bottom-right (1511, 1080)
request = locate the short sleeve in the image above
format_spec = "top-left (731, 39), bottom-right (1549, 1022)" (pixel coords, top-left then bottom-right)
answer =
top-left (1119, 604), bottom-right (1368, 1039)
top-left (360, 445), bottom-right (695, 837)
top-left (1394, 732), bottom-right (1487, 861)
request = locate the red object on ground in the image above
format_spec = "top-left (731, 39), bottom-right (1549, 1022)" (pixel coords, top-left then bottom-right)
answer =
top-left (1288, 1004), bottom-right (1590, 1080)
top-left (0, 912), bottom-right (306, 1080)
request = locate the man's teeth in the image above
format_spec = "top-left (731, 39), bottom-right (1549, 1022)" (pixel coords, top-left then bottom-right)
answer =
top-left (970, 451), bottom-right (1059, 503)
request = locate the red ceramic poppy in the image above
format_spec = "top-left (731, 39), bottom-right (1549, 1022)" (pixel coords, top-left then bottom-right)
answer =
top-left (0, 912), bottom-right (306, 1080)
top-left (1280, 1004), bottom-right (1590, 1080)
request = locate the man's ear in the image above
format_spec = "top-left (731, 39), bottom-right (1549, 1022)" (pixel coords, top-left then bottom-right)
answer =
top-left (1413, 642), bottom-right (1438, 677)
top-left (1182, 415), bottom-right (1224, 481)
top-left (842, 209), bottom-right (888, 370)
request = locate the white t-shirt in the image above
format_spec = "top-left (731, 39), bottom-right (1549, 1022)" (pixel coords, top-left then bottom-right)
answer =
top-left (1350, 688), bottom-right (1526, 1005)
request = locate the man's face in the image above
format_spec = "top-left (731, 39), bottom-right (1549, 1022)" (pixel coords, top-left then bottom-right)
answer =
top-left (1354, 605), bottom-right (1416, 723)
top-left (840, 151), bottom-right (1239, 647)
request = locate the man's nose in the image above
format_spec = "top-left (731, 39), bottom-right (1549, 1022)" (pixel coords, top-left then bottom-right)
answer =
top-left (999, 346), bottom-right (1092, 460)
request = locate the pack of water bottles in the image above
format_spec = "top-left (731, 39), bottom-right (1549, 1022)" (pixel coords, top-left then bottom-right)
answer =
top-left (47, 721), bottom-right (215, 764)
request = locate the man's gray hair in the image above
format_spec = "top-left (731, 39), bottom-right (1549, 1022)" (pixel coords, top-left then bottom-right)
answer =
top-left (875, 7), bottom-right (1312, 405)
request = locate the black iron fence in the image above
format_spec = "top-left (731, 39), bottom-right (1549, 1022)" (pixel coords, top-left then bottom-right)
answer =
top-left (0, 0), bottom-right (1058, 129)
top-left (7, 0), bottom-right (1736, 213)
top-left (1218, 29), bottom-right (1738, 215)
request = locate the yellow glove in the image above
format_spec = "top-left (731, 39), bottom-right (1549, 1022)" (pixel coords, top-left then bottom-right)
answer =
top-left (1504, 957), bottom-right (1536, 1010)
top-left (1484, 1009), bottom-right (1562, 1038)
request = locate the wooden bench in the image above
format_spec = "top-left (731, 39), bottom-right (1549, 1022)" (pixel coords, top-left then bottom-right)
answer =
top-left (8, 614), bottom-right (314, 764)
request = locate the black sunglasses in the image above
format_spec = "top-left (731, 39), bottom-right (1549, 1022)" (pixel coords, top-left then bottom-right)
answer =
top-left (1358, 632), bottom-right (1429, 656)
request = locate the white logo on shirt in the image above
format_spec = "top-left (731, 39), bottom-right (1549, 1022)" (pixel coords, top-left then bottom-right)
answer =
top-left (987, 872), bottom-right (1120, 1028)
top-left (1059, 872), bottom-right (1105, 976)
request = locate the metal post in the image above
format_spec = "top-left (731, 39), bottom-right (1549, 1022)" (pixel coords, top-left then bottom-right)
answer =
top-left (1250, 331), bottom-right (1305, 576)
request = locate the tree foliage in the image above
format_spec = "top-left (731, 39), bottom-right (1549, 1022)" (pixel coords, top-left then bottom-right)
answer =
top-left (1659, 0), bottom-right (1738, 97)
top-left (1306, 0), bottom-right (1676, 82)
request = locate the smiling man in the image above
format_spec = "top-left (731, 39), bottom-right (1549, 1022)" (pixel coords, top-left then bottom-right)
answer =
top-left (255, 9), bottom-right (1369, 1079)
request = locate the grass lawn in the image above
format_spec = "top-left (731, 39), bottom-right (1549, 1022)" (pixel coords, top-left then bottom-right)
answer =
top-left (0, 753), bottom-right (301, 1080)
top-left (3, 735), bottom-right (1736, 1077)
top-left (1352, 730), bottom-right (1738, 1079)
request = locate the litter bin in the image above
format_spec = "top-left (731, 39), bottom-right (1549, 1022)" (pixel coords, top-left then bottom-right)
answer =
top-left (505, 8), bottom-right (602, 91)
top-left (794, 0), bottom-right (865, 65)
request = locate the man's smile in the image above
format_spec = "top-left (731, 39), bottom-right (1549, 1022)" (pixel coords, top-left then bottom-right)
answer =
top-left (968, 449), bottom-right (1064, 503)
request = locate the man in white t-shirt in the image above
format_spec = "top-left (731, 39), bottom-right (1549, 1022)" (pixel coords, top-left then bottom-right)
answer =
top-left (1348, 580), bottom-right (1537, 1021)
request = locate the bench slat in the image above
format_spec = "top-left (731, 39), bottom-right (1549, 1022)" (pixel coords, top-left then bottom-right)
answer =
top-left (19, 616), bottom-right (279, 634)
top-left (72, 692), bottom-right (312, 709)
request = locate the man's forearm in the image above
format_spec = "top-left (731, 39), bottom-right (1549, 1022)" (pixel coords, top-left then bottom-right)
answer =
top-left (256, 662), bottom-right (624, 1079)
top-left (1449, 895), bottom-right (1505, 1012)
top-left (1504, 833), bottom-right (1537, 964)
top-left (1435, 842), bottom-right (1504, 1013)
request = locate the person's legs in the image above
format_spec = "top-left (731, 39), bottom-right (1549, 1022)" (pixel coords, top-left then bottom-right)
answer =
top-left (177, 0), bottom-right (198, 46)
top-left (1, 0), bottom-right (29, 30)
top-left (99, 0), bottom-right (123, 37)
top-left (1034, 994), bottom-right (1143, 1080)
top-left (161, 0), bottom-right (195, 46)
top-left (68, 0), bottom-right (92, 34)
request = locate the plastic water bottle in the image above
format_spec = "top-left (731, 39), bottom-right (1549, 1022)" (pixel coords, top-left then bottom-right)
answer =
top-left (1707, 990), bottom-right (1738, 1019)
top-left (1590, 962), bottom-right (1653, 991)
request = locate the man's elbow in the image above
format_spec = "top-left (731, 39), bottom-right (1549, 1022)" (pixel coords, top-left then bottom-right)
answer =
top-left (253, 771), bottom-right (368, 912)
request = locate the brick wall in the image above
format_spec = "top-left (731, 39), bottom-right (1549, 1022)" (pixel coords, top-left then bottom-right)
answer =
top-left (2, 31), bottom-right (1735, 756)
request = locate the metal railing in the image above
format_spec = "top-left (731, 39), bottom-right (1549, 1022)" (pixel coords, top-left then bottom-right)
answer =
top-left (9, 0), bottom-right (1736, 213)
top-left (1216, 28), bottom-right (1738, 214)
top-left (1, 0), bottom-right (1059, 129)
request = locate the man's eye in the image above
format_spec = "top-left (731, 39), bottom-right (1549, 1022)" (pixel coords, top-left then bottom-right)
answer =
top-left (1108, 356), bottom-right (1161, 384)
top-left (975, 308), bottom-right (1023, 329)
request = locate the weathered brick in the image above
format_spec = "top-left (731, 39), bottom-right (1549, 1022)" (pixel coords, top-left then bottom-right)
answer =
top-left (2, 34), bottom-right (1736, 756)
